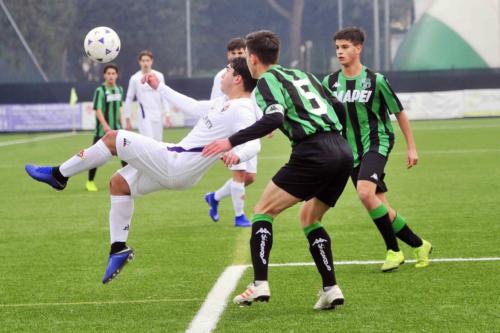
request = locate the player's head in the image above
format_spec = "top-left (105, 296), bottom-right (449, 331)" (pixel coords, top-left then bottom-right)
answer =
top-left (103, 63), bottom-right (118, 85)
top-left (226, 37), bottom-right (246, 61)
top-left (138, 50), bottom-right (154, 72)
top-left (333, 26), bottom-right (365, 66)
top-left (220, 57), bottom-right (257, 95)
top-left (245, 30), bottom-right (280, 78)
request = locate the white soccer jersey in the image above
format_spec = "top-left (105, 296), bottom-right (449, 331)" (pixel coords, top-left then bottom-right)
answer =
top-left (116, 83), bottom-right (260, 196)
top-left (124, 69), bottom-right (168, 122)
top-left (210, 68), bottom-right (226, 100)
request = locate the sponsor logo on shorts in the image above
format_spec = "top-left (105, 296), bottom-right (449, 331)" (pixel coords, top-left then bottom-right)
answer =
top-left (123, 138), bottom-right (131, 147)
top-left (370, 173), bottom-right (378, 181)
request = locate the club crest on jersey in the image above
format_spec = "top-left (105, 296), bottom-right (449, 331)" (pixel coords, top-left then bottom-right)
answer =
top-left (77, 149), bottom-right (85, 159)
top-left (221, 104), bottom-right (230, 112)
top-left (332, 81), bottom-right (340, 88)
top-left (265, 104), bottom-right (284, 115)
top-left (361, 78), bottom-right (371, 89)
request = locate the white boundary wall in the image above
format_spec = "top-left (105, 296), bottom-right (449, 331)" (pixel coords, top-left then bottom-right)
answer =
top-left (1, 89), bottom-right (500, 132)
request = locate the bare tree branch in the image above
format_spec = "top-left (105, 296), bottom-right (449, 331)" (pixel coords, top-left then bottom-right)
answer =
top-left (266, 0), bottom-right (291, 20)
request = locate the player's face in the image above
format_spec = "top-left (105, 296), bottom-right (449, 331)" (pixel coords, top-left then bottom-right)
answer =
top-left (139, 56), bottom-right (153, 72)
top-left (227, 48), bottom-right (245, 61)
top-left (104, 68), bottom-right (118, 85)
top-left (335, 39), bottom-right (362, 66)
top-left (220, 65), bottom-right (240, 94)
top-left (245, 50), bottom-right (258, 78)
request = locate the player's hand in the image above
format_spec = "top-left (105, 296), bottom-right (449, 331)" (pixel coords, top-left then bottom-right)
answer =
top-left (164, 115), bottom-right (172, 128)
top-left (202, 138), bottom-right (232, 157)
top-left (407, 147), bottom-right (418, 168)
top-left (125, 118), bottom-right (132, 131)
top-left (142, 73), bottom-right (160, 89)
top-left (221, 151), bottom-right (240, 167)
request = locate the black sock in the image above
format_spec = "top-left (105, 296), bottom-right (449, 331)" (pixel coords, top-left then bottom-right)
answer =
top-left (370, 205), bottom-right (399, 251)
top-left (250, 220), bottom-right (273, 281)
top-left (307, 226), bottom-right (337, 288)
top-left (110, 242), bottom-right (127, 254)
top-left (396, 225), bottom-right (423, 248)
top-left (88, 168), bottom-right (97, 181)
top-left (52, 166), bottom-right (68, 183)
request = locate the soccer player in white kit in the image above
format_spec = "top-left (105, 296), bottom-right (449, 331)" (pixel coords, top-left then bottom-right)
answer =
top-left (25, 57), bottom-right (259, 284)
top-left (206, 37), bottom-right (260, 227)
top-left (124, 50), bottom-right (171, 141)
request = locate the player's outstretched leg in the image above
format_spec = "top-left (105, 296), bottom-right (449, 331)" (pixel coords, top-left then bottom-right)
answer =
top-left (231, 180), bottom-right (250, 227)
top-left (233, 214), bottom-right (273, 306)
top-left (26, 134), bottom-right (115, 190)
top-left (25, 164), bottom-right (68, 190)
top-left (103, 174), bottom-right (135, 283)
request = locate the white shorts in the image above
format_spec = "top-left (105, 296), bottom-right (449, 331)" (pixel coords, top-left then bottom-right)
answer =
top-left (115, 130), bottom-right (217, 197)
top-left (229, 155), bottom-right (258, 173)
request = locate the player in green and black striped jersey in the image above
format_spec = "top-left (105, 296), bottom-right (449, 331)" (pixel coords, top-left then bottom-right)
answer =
top-left (323, 26), bottom-right (432, 271)
top-left (203, 30), bottom-right (353, 310)
top-left (87, 63), bottom-right (126, 192)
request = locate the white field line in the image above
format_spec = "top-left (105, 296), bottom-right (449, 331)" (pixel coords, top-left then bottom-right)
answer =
top-left (0, 297), bottom-right (201, 308)
top-left (187, 256), bottom-right (500, 332)
top-left (186, 265), bottom-right (248, 333)
top-left (0, 132), bottom-right (77, 147)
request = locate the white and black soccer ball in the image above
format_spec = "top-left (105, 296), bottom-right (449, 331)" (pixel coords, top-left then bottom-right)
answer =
top-left (84, 26), bottom-right (121, 63)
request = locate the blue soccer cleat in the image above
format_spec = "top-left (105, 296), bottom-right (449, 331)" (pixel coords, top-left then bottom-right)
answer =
top-left (204, 192), bottom-right (220, 222)
top-left (102, 247), bottom-right (134, 284)
top-left (234, 214), bottom-right (251, 228)
top-left (25, 164), bottom-right (67, 190)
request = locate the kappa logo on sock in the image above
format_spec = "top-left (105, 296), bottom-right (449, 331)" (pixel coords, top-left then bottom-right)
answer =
top-left (77, 149), bottom-right (85, 159)
top-left (370, 173), bottom-right (378, 181)
top-left (123, 138), bottom-right (131, 147)
top-left (312, 238), bottom-right (327, 247)
top-left (255, 228), bottom-right (271, 236)
top-left (123, 224), bottom-right (129, 231)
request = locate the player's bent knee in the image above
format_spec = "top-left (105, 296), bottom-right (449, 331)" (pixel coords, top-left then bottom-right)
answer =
top-left (109, 173), bottom-right (130, 195)
top-left (244, 173), bottom-right (256, 186)
top-left (102, 131), bottom-right (118, 154)
top-left (357, 185), bottom-right (375, 203)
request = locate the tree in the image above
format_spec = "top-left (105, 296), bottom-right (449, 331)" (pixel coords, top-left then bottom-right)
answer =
top-left (266, 0), bottom-right (304, 66)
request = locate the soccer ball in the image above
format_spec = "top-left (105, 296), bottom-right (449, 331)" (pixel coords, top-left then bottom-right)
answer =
top-left (84, 26), bottom-right (121, 63)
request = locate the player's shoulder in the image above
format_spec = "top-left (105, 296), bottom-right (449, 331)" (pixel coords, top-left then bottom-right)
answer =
top-left (151, 69), bottom-right (164, 77)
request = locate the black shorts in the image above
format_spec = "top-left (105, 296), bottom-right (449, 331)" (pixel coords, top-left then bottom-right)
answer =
top-left (272, 132), bottom-right (353, 207)
top-left (351, 151), bottom-right (388, 193)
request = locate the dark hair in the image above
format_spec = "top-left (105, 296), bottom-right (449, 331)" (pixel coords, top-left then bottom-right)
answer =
top-left (226, 37), bottom-right (246, 51)
top-left (103, 63), bottom-right (119, 74)
top-left (245, 30), bottom-right (280, 65)
top-left (333, 26), bottom-right (366, 45)
top-left (138, 50), bottom-right (154, 61)
top-left (230, 57), bottom-right (257, 92)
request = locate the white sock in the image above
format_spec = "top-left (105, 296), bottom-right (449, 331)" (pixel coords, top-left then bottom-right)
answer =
top-left (109, 195), bottom-right (134, 243)
top-left (230, 180), bottom-right (245, 216)
top-left (214, 179), bottom-right (232, 201)
top-left (59, 140), bottom-right (112, 177)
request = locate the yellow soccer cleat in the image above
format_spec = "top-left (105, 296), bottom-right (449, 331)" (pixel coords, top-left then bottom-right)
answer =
top-left (381, 250), bottom-right (405, 272)
top-left (414, 239), bottom-right (433, 268)
top-left (86, 180), bottom-right (98, 192)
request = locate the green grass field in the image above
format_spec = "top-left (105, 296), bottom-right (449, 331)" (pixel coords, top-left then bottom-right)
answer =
top-left (0, 118), bottom-right (499, 332)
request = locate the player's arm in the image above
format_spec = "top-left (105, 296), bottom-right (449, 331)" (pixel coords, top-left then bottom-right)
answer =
top-left (378, 74), bottom-right (418, 168)
top-left (143, 73), bottom-right (211, 117)
top-left (96, 109), bottom-right (111, 133)
top-left (92, 87), bottom-right (110, 132)
top-left (202, 76), bottom-right (285, 157)
top-left (158, 73), bottom-right (172, 127)
top-left (222, 106), bottom-right (262, 167)
top-left (123, 76), bottom-right (136, 130)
